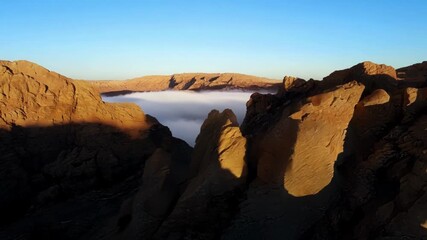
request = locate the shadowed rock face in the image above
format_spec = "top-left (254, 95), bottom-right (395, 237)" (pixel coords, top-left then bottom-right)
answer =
top-left (2, 60), bottom-right (427, 240)
top-left (109, 109), bottom-right (247, 240)
top-left (88, 73), bottom-right (280, 95)
top-left (0, 60), bottom-right (192, 239)
top-left (397, 61), bottom-right (427, 84)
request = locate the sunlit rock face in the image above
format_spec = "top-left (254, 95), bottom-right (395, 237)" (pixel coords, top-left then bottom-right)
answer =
top-left (0, 60), bottom-right (150, 134)
top-left (226, 61), bottom-right (427, 239)
top-left (246, 81), bottom-right (365, 196)
top-left (284, 82), bottom-right (364, 196)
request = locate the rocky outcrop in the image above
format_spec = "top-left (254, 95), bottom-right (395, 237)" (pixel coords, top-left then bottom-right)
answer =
top-left (322, 61), bottom-right (397, 90)
top-left (397, 61), bottom-right (427, 88)
top-left (101, 126), bottom-right (193, 240)
top-left (223, 81), bottom-right (364, 239)
top-left (89, 73), bottom-right (280, 95)
top-left (233, 61), bottom-right (427, 239)
top-left (154, 109), bottom-right (247, 239)
top-left (109, 109), bottom-right (247, 239)
top-left (0, 60), bottom-right (149, 134)
top-left (0, 60), bottom-right (192, 239)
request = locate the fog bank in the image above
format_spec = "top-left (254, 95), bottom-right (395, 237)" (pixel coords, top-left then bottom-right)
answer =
top-left (103, 90), bottom-right (267, 145)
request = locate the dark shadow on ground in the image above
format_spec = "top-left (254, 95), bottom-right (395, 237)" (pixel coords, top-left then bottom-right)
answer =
top-left (0, 121), bottom-right (192, 240)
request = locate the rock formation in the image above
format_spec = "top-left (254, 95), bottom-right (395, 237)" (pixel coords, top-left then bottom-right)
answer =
top-left (233, 61), bottom-right (427, 239)
top-left (88, 73), bottom-right (280, 96)
top-left (108, 109), bottom-right (247, 240)
top-left (1, 60), bottom-right (427, 240)
top-left (0, 60), bottom-right (149, 134)
top-left (154, 109), bottom-right (247, 239)
top-left (397, 61), bottom-right (427, 87)
top-left (0, 60), bottom-right (192, 239)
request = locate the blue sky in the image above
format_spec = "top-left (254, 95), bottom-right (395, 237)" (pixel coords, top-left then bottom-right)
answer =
top-left (1, 0), bottom-right (426, 80)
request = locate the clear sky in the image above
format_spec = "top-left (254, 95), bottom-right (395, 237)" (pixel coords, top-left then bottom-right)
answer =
top-left (1, 0), bottom-right (426, 80)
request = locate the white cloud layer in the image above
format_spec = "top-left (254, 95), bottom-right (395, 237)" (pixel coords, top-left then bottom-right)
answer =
top-left (103, 90), bottom-right (266, 146)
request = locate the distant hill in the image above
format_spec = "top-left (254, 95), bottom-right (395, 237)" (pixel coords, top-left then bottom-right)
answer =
top-left (87, 73), bottom-right (280, 96)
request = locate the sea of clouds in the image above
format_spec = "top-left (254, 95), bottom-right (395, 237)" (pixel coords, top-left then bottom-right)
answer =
top-left (103, 90), bottom-right (270, 146)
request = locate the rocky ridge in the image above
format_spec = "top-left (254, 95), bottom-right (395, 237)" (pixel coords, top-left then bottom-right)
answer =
top-left (88, 73), bottom-right (280, 95)
top-left (1, 60), bottom-right (427, 239)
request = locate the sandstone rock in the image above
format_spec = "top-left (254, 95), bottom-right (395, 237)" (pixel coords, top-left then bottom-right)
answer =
top-left (344, 88), bottom-right (400, 161)
top-left (278, 76), bottom-right (314, 95)
top-left (3, 59), bottom-right (427, 240)
top-left (108, 136), bottom-right (193, 240)
top-left (283, 76), bottom-right (305, 90)
top-left (0, 60), bottom-right (184, 239)
top-left (0, 60), bottom-right (150, 135)
top-left (240, 92), bottom-right (281, 137)
top-left (229, 61), bottom-right (427, 239)
top-left (322, 61), bottom-right (397, 91)
top-left (284, 81), bottom-right (364, 196)
top-left (404, 87), bottom-right (427, 119)
top-left (397, 61), bottom-right (427, 86)
top-left (154, 109), bottom-right (247, 239)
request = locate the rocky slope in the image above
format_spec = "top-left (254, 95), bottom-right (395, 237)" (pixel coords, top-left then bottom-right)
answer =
top-left (88, 73), bottom-right (280, 95)
top-left (0, 60), bottom-right (192, 239)
top-left (1, 60), bottom-right (427, 240)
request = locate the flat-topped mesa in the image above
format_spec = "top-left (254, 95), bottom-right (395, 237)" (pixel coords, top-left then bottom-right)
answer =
top-left (0, 60), bottom-right (151, 135)
top-left (90, 73), bottom-right (280, 95)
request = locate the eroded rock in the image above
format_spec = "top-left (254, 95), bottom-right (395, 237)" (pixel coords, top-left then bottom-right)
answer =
top-left (0, 60), bottom-right (186, 239)
top-left (154, 109), bottom-right (247, 239)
